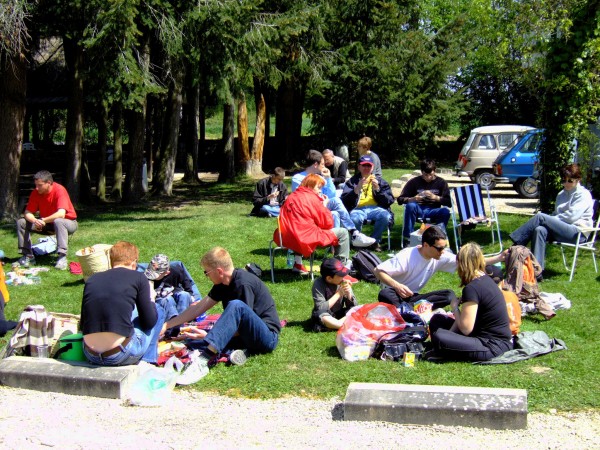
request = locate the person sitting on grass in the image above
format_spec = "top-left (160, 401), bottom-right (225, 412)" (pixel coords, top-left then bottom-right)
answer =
top-left (161, 247), bottom-right (281, 384)
top-left (81, 241), bottom-right (166, 366)
top-left (311, 258), bottom-right (358, 332)
top-left (427, 242), bottom-right (513, 362)
top-left (277, 173), bottom-right (351, 274)
top-left (250, 167), bottom-right (288, 217)
top-left (142, 254), bottom-right (200, 317)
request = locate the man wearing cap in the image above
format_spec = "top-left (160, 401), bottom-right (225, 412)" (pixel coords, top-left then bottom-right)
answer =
top-left (397, 159), bottom-right (451, 245)
top-left (341, 155), bottom-right (395, 252)
top-left (143, 254), bottom-right (200, 316)
top-left (291, 149), bottom-right (375, 251)
top-left (311, 258), bottom-right (358, 331)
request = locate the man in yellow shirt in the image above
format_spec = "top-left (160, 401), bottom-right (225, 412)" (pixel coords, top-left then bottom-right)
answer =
top-left (341, 155), bottom-right (395, 252)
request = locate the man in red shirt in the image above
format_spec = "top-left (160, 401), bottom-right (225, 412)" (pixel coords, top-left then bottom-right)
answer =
top-left (16, 170), bottom-right (78, 270)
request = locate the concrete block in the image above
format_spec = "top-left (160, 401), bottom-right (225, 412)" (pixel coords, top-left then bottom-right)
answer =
top-left (344, 382), bottom-right (527, 430)
top-left (0, 356), bottom-right (139, 399)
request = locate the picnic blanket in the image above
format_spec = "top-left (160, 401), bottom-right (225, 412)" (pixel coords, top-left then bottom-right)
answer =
top-left (474, 330), bottom-right (566, 365)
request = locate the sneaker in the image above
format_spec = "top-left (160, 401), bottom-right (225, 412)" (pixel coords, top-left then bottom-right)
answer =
top-left (55, 255), bottom-right (68, 270)
top-left (292, 263), bottom-right (310, 275)
top-left (343, 274), bottom-right (359, 284)
top-left (351, 232), bottom-right (376, 248)
top-left (176, 351), bottom-right (209, 385)
top-left (229, 349), bottom-right (249, 366)
top-left (17, 254), bottom-right (36, 267)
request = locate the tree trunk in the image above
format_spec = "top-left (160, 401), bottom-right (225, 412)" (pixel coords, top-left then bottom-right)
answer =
top-left (218, 101), bottom-right (235, 182)
top-left (153, 69), bottom-right (184, 196)
top-left (96, 106), bottom-right (108, 201)
top-left (0, 53), bottom-right (27, 221)
top-left (250, 79), bottom-right (267, 177)
top-left (236, 92), bottom-right (251, 176)
top-left (123, 104), bottom-right (147, 203)
top-left (182, 74), bottom-right (200, 183)
top-left (275, 78), bottom-right (306, 165)
top-left (111, 104), bottom-right (123, 200)
top-left (63, 37), bottom-right (85, 204)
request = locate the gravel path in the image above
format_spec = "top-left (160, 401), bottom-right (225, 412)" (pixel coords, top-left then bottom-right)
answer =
top-left (1, 386), bottom-right (598, 449)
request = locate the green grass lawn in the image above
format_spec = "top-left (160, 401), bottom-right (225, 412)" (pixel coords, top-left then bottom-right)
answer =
top-left (1, 169), bottom-right (599, 411)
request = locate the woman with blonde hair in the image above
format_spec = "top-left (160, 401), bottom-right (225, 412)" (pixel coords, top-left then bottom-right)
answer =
top-left (427, 242), bottom-right (513, 362)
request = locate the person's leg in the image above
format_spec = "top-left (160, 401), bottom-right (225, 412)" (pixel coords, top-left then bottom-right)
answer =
top-left (16, 218), bottom-right (34, 256)
top-left (378, 287), bottom-right (413, 309)
top-left (410, 290), bottom-right (457, 309)
top-left (349, 208), bottom-right (367, 232)
top-left (53, 218), bottom-right (78, 255)
top-left (402, 202), bottom-right (422, 239)
top-left (327, 197), bottom-right (355, 230)
top-left (332, 227), bottom-right (350, 262)
top-left (365, 207), bottom-right (390, 243)
top-left (156, 296), bottom-right (179, 320)
top-left (261, 205), bottom-right (281, 217)
top-left (330, 210), bottom-right (341, 228)
top-left (431, 328), bottom-right (495, 361)
top-left (428, 312), bottom-right (455, 335)
top-left (139, 303), bottom-right (166, 363)
top-left (510, 213), bottom-right (548, 246)
top-left (203, 300), bottom-right (278, 354)
top-left (173, 291), bottom-right (193, 315)
top-left (531, 226), bottom-right (548, 269)
top-left (422, 207), bottom-right (450, 229)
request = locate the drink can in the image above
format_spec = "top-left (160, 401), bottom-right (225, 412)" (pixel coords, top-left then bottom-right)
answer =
top-left (402, 351), bottom-right (415, 367)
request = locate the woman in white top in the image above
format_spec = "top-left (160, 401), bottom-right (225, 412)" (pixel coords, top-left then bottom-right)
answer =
top-left (510, 163), bottom-right (594, 273)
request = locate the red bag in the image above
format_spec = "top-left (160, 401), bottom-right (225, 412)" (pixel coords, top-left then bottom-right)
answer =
top-left (336, 303), bottom-right (406, 361)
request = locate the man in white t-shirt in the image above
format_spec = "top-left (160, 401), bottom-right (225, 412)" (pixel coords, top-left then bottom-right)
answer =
top-left (374, 226), bottom-right (505, 309)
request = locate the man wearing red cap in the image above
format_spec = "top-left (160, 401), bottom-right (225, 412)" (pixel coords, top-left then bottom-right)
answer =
top-left (341, 155), bottom-right (395, 252)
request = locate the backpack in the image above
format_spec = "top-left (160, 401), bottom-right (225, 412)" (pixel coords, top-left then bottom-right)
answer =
top-left (500, 285), bottom-right (522, 336)
top-left (351, 250), bottom-right (383, 283)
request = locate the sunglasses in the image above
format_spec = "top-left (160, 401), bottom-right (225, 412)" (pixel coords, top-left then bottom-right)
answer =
top-left (203, 268), bottom-right (216, 276)
top-left (561, 178), bottom-right (577, 183)
top-left (431, 245), bottom-right (446, 253)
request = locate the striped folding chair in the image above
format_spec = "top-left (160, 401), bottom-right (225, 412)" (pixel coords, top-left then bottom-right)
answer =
top-left (450, 184), bottom-right (503, 256)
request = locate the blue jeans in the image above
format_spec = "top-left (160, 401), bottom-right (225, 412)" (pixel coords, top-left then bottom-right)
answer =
top-left (350, 206), bottom-right (390, 243)
top-left (260, 205), bottom-right (281, 217)
top-left (327, 197), bottom-right (355, 230)
top-left (510, 212), bottom-right (584, 269)
top-left (156, 296), bottom-right (179, 320)
top-left (83, 303), bottom-right (166, 366)
top-left (402, 203), bottom-right (450, 239)
top-left (188, 300), bottom-right (279, 354)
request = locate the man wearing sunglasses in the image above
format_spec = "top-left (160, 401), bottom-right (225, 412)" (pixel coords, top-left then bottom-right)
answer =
top-left (510, 163), bottom-right (594, 278)
top-left (397, 159), bottom-right (451, 246)
top-left (374, 226), bottom-right (506, 309)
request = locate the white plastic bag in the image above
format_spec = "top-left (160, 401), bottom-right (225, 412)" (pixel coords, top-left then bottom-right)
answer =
top-left (125, 357), bottom-right (183, 407)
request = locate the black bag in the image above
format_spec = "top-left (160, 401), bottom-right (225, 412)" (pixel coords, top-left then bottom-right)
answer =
top-left (245, 263), bottom-right (263, 278)
top-left (351, 250), bottom-right (383, 283)
top-left (373, 325), bottom-right (428, 361)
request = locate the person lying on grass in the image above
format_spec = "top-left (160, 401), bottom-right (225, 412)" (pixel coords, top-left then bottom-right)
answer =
top-left (160, 246), bottom-right (281, 383)
top-left (311, 258), bottom-right (358, 332)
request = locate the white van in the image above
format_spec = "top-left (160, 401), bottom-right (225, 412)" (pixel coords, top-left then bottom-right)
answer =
top-left (454, 125), bottom-right (536, 189)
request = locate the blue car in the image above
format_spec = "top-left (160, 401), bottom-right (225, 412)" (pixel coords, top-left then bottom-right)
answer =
top-left (493, 129), bottom-right (543, 198)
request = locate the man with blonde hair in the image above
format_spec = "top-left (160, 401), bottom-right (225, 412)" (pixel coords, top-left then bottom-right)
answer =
top-left (162, 247), bottom-right (281, 382)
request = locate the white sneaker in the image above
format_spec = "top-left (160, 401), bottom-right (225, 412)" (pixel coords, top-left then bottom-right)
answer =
top-left (229, 349), bottom-right (249, 366)
top-left (351, 232), bottom-right (376, 248)
top-left (176, 351), bottom-right (209, 385)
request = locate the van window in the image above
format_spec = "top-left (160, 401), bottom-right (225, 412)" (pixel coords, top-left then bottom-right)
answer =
top-left (478, 135), bottom-right (495, 149)
top-left (498, 133), bottom-right (519, 149)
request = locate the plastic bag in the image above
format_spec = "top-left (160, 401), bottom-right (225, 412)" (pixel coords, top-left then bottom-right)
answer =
top-left (336, 303), bottom-right (406, 361)
top-left (125, 356), bottom-right (183, 407)
top-left (32, 237), bottom-right (57, 256)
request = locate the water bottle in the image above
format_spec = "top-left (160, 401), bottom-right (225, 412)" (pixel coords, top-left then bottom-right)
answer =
top-left (286, 250), bottom-right (294, 269)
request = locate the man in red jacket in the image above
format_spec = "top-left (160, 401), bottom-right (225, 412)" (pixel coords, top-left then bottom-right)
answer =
top-left (16, 170), bottom-right (78, 270)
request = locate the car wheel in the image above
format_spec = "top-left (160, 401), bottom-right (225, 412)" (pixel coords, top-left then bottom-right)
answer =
top-left (515, 177), bottom-right (539, 198)
top-left (474, 171), bottom-right (496, 190)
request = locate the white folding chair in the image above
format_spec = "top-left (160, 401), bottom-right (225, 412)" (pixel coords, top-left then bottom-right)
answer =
top-left (450, 184), bottom-right (503, 256)
top-left (550, 200), bottom-right (600, 282)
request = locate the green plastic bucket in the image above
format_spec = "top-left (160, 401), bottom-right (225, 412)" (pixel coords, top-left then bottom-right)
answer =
top-left (56, 332), bottom-right (86, 361)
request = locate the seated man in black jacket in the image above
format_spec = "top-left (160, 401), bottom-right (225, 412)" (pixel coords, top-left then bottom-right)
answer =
top-left (341, 155), bottom-right (395, 252)
top-left (250, 167), bottom-right (288, 217)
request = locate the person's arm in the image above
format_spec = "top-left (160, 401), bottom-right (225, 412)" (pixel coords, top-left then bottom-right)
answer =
top-left (136, 278), bottom-right (158, 330)
top-left (252, 180), bottom-right (270, 207)
top-left (23, 209), bottom-right (46, 231)
top-left (40, 208), bottom-right (67, 224)
top-left (452, 301), bottom-right (478, 335)
top-left (277, 182), bottom-right (288, 204)
top-left (373, 268), bottom-right (414, 298)
top-left (396, 178), bottom-right (420, 205)
top-left (373, 178), bottom-right (395, 208)
top-left (555, 190), bottom-right (591, 224)
top-left (484, 250), bottom-right (508, 266)
top-left (438, 179), bottom-right (452, 207)
top-left (340, 177), bottom-right (359, 209)
top-left (321, 174), bottom-right (337, 199)
top-left (163, 296), bottom-right (217, 331)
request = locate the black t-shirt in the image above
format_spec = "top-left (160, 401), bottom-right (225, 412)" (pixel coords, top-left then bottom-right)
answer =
top-left (81, 267), bottom-right (157, 337)
top-left (397, 175), bottom-right (451, 207)
top-left (208, 269), bottom-right (281, 333)
top-left (156, 264), bottom-right (194, 295)
top-left (461, 275), bottom-right (512, 345)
